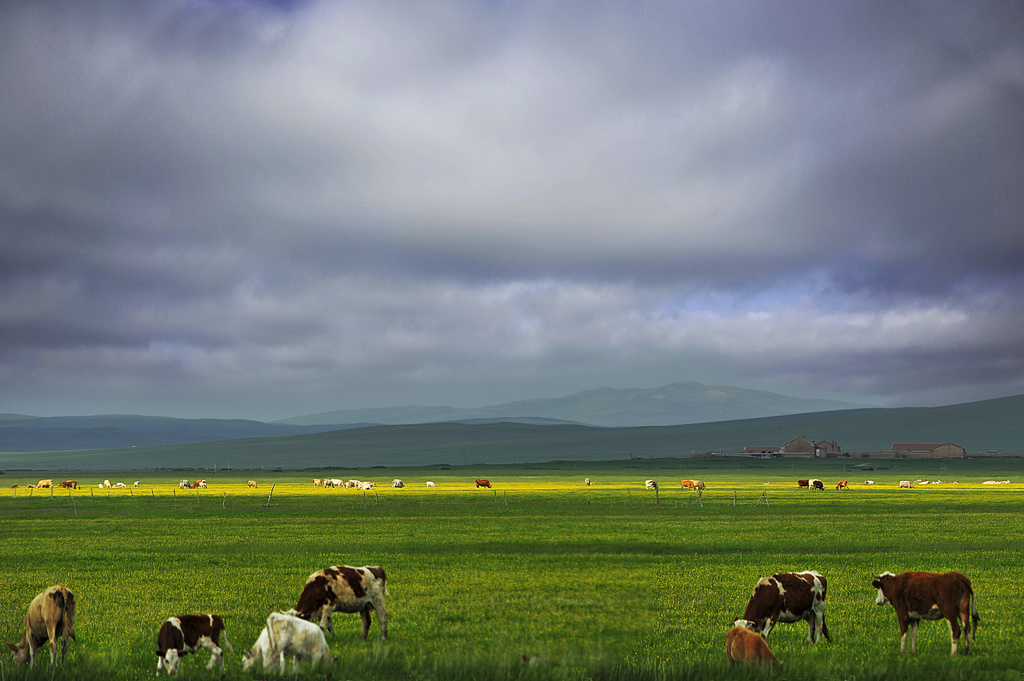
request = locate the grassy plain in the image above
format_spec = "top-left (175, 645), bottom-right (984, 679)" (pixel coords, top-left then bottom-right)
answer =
top-left (1, 457), bottom-right (1023, 680)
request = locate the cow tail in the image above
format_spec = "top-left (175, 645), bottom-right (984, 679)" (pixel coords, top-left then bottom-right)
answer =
top-left (220, 624), bottom-right (234, 654)
top-left (969, 591), bottom-right (980, 634)
top-left (267, 615), bottom-right (281, 660)
top-left (62, 586), bottom-right (77, 643)
top-left (821, 615), bottom-right (832, 643)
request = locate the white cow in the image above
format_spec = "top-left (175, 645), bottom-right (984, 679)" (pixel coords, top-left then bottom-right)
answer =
top-left (391, 479), bottom-right (404, 488)
top-left (133, 481), bottom-right (140, 487)
top-left (102, 480), bottom-right (111, 488)
top-left (359, 481), bottom-right (376, 490)
top-left (425, 481), bottom-right (435, 488)
top-left (242, 613), bottom-right (332, 674)
top-left (645, 480), bottom-right (658, 490)
top-left (899, 480), bottom-right (914, 489)
top-left (114, 482), bottom-right (127, 488)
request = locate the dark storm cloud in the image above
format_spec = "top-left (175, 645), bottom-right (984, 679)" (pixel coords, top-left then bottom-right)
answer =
top-left (1, 0), bottom-right (1022, 419)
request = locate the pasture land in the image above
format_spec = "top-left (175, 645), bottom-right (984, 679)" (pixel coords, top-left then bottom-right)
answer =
top-left (2, 457), bottom-right (1023, 680)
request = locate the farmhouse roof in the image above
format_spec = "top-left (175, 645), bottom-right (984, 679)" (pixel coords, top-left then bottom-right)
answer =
top-left (892, 442), bottom-right (954, 450)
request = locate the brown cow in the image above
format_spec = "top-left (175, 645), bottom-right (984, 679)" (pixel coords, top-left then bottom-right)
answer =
top-left (872, 571), bottom-right (980, 655)
top-left (797, 479), bottom-right (810, 488)
top-left (835, 480), bottom-right (849, 490)
top-left (738, 571), bottom-right (830, 643)
top-left (475, 478), bottom-right (491, 488)
top-left (726, 622), bottom-right (781, 666)
top-left (57, 480), bottom-right (78, 490)
top-left (155, 614), bottom-right (232, 676)
top-left (287, 565), bottom-right (389, 640)
top-left (6, 584), bottom-right (77, 667)
top-left (247, 480), bottom-right (258, 488)
top-left (681, 479), bottom-right (706, 491)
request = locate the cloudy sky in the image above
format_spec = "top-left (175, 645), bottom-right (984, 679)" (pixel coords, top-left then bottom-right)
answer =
top-left (2, 0), bottom-right (1022, 421)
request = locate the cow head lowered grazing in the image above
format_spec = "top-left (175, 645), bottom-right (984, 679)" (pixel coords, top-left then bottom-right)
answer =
top-left (872, 571), bottom-right (979, 655)
top-left (7, 585), bottom-right (76, 666)
top-left (155, 614), bottom-right (232, 676)
top-left (286, 565), bottom-right (389, 640)
top-left (737, 571), bottom-right (830, 643)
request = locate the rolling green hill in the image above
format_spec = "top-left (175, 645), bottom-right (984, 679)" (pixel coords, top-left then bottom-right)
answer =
top-left (276, 381), bottom-right (870, 427)
top-left (2, 394), bottom-right (1021, 471)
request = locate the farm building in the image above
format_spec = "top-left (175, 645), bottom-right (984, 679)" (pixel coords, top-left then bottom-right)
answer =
top-left (782, 437), bottom-right (842, 458)
top-left (891, 442), bottom-right (966, 458)
top-left (742, 446), bottom-right (781, 457)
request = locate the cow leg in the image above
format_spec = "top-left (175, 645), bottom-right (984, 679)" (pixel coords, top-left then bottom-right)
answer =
top-left (806, 613), bottom-right (817, 643)
top-left (909, 621), bottom-right (920, 654)
top-left (897, 619), bottom-right (909, 655)
top-left (360, 606), bottom-right (372, 639)
top-left (201, 640), bottom-right (224, 672)
top-left (373, 599), bottom-right (389, 640)
top-left (948, 616), bottom-right (962, 656)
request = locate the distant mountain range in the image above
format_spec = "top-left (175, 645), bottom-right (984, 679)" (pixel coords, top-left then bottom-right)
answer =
top-left (276, 382), bottom-right (870, 428)
top-left (2, 393), bottom-right (1022, 470)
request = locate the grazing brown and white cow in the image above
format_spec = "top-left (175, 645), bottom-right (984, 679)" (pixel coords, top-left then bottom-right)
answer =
top-left (155, 614), bottom-right (232, 676)
top-left (247, 480), bottom-right (257, 488)
top-left (797, 479), bottom-right (810, 488)
top-left (475, 478), bottom-right (491, 488)
top-left (835, 480), bottom-right (849, 490)
top-left (287, 565), bottom-right (389, 640)
top-left (738, 571), bottom-right (831, 643)
top-left (584, 477), bottom-right (591, 486)
top-left (899, 480), bottom-right (914, 489)
top-left (391, 479), bottom-right (404, 488)
top-left (36, 479), bottom-right (53, 489)
top-left (810, 478), bottom-right (824, 490)
top-left (645, 479), bottom-right (658, 490)
top-left (872, 571), bottom-right (980, 656)
top-left (726, 621), bottom-right (781, 666)
top-left (6, 585), bottom-right (76, 667)
top-left (195, 480), bottom-right (207, 489)
top-left (681, 479), bottom-right (706, 491)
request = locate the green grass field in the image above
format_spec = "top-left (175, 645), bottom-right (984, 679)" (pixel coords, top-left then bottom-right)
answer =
top-left (2, 457), bottom-right (1023, 680)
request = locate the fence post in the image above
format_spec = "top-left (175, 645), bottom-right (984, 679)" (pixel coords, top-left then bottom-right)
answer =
top-left (221, 493), bottom-right (226, 509)
top-left (504, 490), bottom-right (508, 509)
top-left (733, 490), bottom-right (737, 507)
top-left (655, 488), bottom-right (659, 505)
top-left (50, 486), bottom-right (54, 500)
top-left (265, 482), bottom-right (276, 507)
top-left (493, 490), bottom-right (497, 505)
top-left (697, 490), bottom-right (704, 508)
